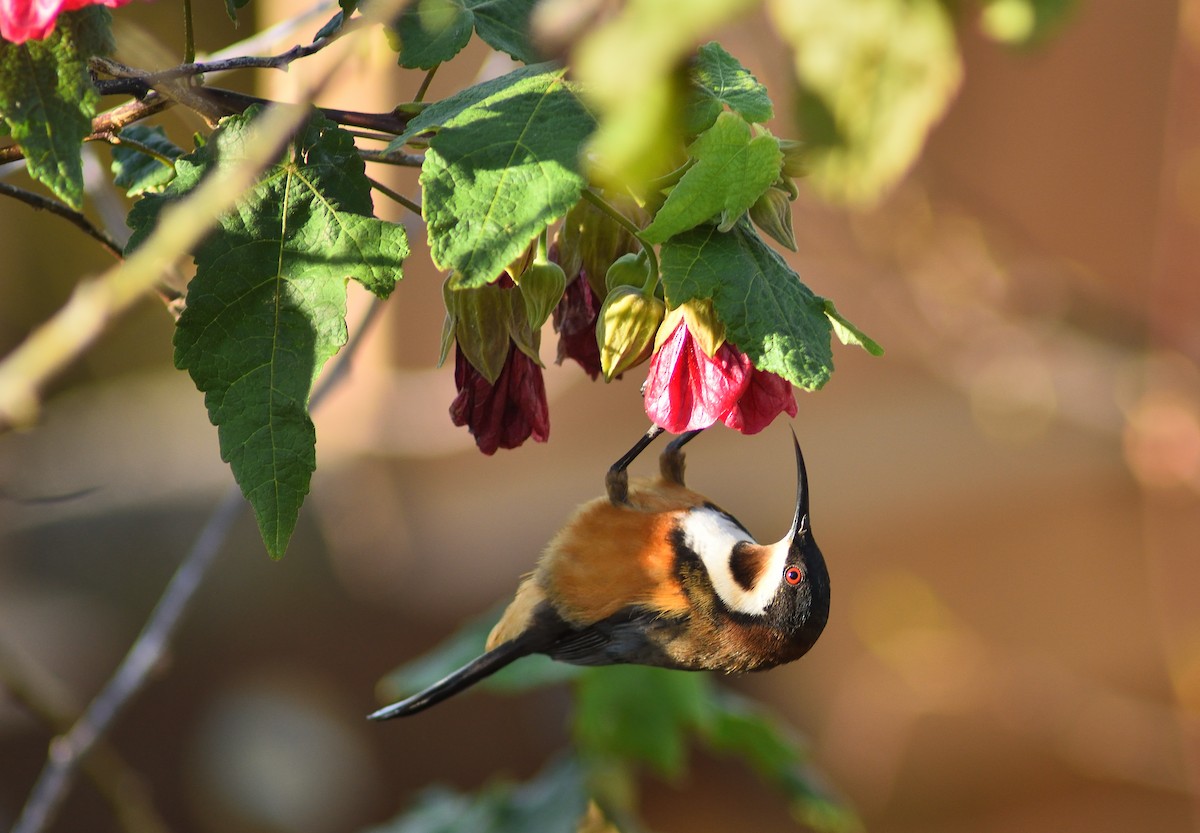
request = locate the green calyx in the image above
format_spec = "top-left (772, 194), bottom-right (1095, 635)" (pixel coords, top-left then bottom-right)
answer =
top-left (597, 285), bottom-right (666, 382)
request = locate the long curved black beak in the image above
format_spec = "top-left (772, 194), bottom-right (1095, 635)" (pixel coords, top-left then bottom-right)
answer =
top-left (787, 429), bottom-right (811, 545)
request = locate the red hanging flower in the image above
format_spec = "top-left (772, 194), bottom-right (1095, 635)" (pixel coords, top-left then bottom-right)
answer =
top-left (643, 319), bottom-right (796, 435)
top-left (449, 343), bottom-right (549, 455)
top-left (2, 0), bottom-right (133, 44)
top-left (552, 272), bottom-right (602, 380)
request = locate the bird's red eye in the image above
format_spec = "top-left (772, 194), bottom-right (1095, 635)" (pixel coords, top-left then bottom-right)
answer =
top-left (784, 566), bottom-right (803, 586)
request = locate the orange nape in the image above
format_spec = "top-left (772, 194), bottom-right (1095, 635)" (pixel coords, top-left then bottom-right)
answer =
top-left (486, 476), bottom-right (709, 649)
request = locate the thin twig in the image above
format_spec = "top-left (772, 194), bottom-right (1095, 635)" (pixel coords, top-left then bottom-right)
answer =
top-left (0, 182), bottom-right (123, 260)
top-left (360, 147), bottom-right (425, 167)
top-left (0, 639), bottom-right (171, 833)
top-left (6, 294), bottom-right (387, 833)
top-left (0, 95), bottom-right (174, 166)
top-left (367, 176), bottom-right (422, 216)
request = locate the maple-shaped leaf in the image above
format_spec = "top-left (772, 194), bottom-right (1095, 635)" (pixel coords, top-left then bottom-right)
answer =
top-left (390, 0), bottom-right (540, 69)
top-left (127, 109), bottom-right (409, 558)
top-left (396, 64), bottom-right (594, 289)
top-left (642, 112), bottom-right (782, 243)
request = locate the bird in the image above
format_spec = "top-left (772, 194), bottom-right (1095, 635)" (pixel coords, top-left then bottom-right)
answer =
top-left (368, 426), bottom-right (830, 720)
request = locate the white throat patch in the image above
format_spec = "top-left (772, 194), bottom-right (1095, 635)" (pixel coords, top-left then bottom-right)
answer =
top-left (679, 507), bottom-right (789, 616)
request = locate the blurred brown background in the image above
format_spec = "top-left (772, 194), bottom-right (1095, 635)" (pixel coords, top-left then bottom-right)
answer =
top-left (3, 0), bottom-right (1200, 831)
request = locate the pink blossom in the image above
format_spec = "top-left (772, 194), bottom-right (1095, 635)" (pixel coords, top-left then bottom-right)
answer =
top-left (2, 0), bottom-right (132, 44)
top-left (643, 319), bottom-right (797, 435)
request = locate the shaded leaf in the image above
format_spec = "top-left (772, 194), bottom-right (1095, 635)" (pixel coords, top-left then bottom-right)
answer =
top-left (700, 692), bottom-right (863, 833)
top-left (0, 8), bottom-right (112, 209)
top-left (111, 125), bottom-right (183, 196)
top-left (225, 0), bottom-right (253, 21)
top-left (642, 111), bottom-right (782, 243)
top-left (767, 0), bottom-right (961, 204)
top-left (416, 66), bottom-right (595, 287)
top-left (660, 222), bottom-right (834, 390)
top-left (574, 666), bottom-right (710, 779)
top-left (366, 757), bottom-right (588, 833)
top-left (391, 0), bottom-right (540, 69)
top-left (126, 109), bottom-right (408, 558)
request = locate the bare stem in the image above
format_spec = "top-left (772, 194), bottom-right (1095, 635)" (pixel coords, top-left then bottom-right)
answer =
top-left (367, 176), bottom-right (422, 216)
top-left (414, 65), bottom-right (438, 103)
top-left (0, 182), bottom-right (123, 260)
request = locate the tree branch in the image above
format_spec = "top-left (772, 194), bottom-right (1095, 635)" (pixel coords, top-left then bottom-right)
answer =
top-left (0, 182), bottom-right (123, 260)
top-left (5, 293), bottom-right (385, 833)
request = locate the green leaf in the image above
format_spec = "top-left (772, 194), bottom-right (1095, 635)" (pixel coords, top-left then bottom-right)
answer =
top-left (366, 757), bottom-right (589, 833)
top-left (126, 109), bottom-right (409, 558)
top-left (574, 666), bottom-right (711, 779)
top-left (700, 692), bottom-right (863, 833)
top-left (224, 0), bottom-right (253, 22)
top-left (416, 66), bottom-right (595, 288)
top-left (375, 606), bottom-right (579, 705)
top-left (0, 8), bottom-right (113, 210)
top-left (768, 0), bottom-right (961, 205)
top-left (391, 0), bottom-right (539, 69)
top-left (660, 222), bottom-right (834, 390)
top-left (573, 0), bottom-right (759, 189)
top-left (684, 41), bottom-right (774, 135)
top-left (387, 62), bottom-right (555, 149)
top-left (642, 111), bottom-right (782, 243)
top-left (111, 125), bottom-right (183, 196)
top-left (823, 299), bottom-right (883, 356)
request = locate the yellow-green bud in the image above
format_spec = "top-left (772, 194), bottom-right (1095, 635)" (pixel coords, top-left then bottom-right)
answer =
top-left (518, 261), bottom-right (567, 330)
top-left (604, 251), bottom-right (651, 294)
top-left (777, 138), bottom-right (806, 179)
top-left (597, 286), bottom-right (666, 381)
top-left (749, 187), bottom-right (797, 252)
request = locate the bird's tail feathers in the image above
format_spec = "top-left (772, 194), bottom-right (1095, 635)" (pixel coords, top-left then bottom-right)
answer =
top-left (367, 635), bottom-right (535, 720)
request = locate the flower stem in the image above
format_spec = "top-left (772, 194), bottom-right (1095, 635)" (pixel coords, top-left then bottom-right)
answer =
top-left (580, 188), bottom-right (659, 288)
top-left (182, 0), bottom-right (195, 65)
top-left (415, 65), bottom-right (438, 103)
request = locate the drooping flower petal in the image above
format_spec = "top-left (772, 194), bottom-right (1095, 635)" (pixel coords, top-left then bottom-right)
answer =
top-left (450, 343), bottom-right (549, 455)
top-left (643, 320), bottom-right (751, 433)
top-left (552, 272), bottom-right (602, 379)
top-left (723, 368), bottom-right (797, 434)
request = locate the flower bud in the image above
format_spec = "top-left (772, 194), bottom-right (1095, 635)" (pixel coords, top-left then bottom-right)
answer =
top-left (518, 261), bottom-right (567, 330)
top-left (596, 286), bottom-right (665, 381)
top-left (604, 251), bottom-right (651, 294)
top-left (749, 187), bottom-right (797, 252)
top-left (452, 281), bottom-right (513, 384)
top-left (507, 285), bottom-right (544, 365)
top-left (777, 138), bottom-right (806, 179)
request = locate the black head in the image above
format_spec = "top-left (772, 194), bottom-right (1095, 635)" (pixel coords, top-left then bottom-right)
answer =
top-left (763, 432), bottom-right (830, 659)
